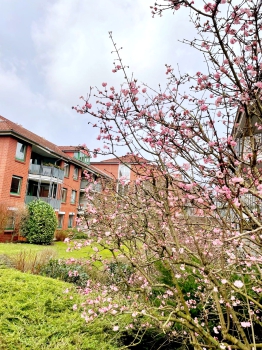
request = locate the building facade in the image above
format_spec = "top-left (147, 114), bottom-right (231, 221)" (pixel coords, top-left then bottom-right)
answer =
top-left (0, 116), bottom-right (111, 242)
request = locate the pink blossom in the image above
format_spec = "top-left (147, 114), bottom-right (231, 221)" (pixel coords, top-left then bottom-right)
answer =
top-left (254, 82), bottom-right (262, 89)
top-left (102, 82), bottom-right (107, 87)
top-left (142, 88), bottom-right (147, 93)
top-left (213, 239), bottom-right (223, 246)
top-left (200, 104), bottom-right (208, 111)
top-left (233, 280), bottom-right (244, 288)
top-left (230, 38), bottom-right (237, 44)
top-left (241, 321), bottom-right (251, 328)
top-left (85, 103), bottom-right (92, 109)
top-left (231, 177), bottom-right (244, 184)
top-left (113, 326), bottom-right (119, 331)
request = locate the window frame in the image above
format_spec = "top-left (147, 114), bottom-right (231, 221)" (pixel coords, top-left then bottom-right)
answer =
top-left (61, 188), bottom-right (67, 203)
top-left (64, 163), bottom-right (69, 177)
top-left (15, 142), bottom-right (26, 161)
top-left (10, 176), bottom-right (22, 195)
top-left (57, 214), bottom-right (64, 228)
top-left (70, 190), bottom-right (77, 204)
top-left (73, 167), bottom-right (79, 180)
top-left (68, 214), bottom-right (74, 228)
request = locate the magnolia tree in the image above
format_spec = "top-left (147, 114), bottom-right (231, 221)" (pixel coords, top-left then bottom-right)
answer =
top-left (73, 1), bottom-right (262, 348)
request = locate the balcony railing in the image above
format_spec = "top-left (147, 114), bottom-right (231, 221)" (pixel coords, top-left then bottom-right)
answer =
top-left (80, 180), bottom-right (102, 192)
top-left (29, 164), bottom-right (64, 180)
top-left (25, 196), bottom-right (62, 210)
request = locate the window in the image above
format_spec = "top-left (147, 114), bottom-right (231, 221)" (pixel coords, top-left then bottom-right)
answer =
top-left (70, 190), bottom-right (77, 204)
top-left (10, 176), bottom-right (22, 195)
top-left (62, 188), bottom-right (67, 203)
top-left (118, 164), bottom-right (131, 179)
top-left (58, 214), bottom-right (64, 228)
top-left (64, 163), bottom-right (69, 177)
top-left (73, 167), bottom-right (79, 180)
top-left (15, 142), bottom-right (26, 161)
top-left (68, 214), bottom-right (74, 228)
top-left (118, 165), bottom-right (130, 195)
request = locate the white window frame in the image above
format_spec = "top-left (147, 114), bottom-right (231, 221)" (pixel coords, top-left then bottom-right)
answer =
top-left (10, 176), bottom-right (22, 195)
top-left (70, 190), bottom-right (77, 204)
top-left (15, 142), bottom-right (26, 161)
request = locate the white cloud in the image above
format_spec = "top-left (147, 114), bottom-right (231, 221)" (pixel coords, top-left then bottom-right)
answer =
top-left (0, 0), bottom-right (206, 154)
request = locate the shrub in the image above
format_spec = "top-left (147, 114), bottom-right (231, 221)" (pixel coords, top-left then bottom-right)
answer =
top-left (55, 229), bottom-right (69, 241)
top-left (11, 248), bottom-right (57, 274)
top-left (20, 200), bottom-right (57, 245)
top-left (71, 231), bottom-right (87, 240)
top-left (0, 268), bottom-right (121, 349)
top-left (39, 259), bottom-right (89, 287)
top-left (55, 228), bottom-right (87, 241)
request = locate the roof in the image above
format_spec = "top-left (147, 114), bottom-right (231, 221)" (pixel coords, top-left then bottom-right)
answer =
top-left (58, 146), bottom-right (90, 153)
top-left (0, 115), bottom-right (70, 159)
top-left (0, 115), bottom-right (111, 179)
top-left (88, 165), bottom-right (113, 179)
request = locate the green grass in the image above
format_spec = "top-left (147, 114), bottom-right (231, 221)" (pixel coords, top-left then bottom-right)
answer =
top-left (0, 241), bottom-right (113, 260)
top-left (0, 268), bottom-right (121, 350)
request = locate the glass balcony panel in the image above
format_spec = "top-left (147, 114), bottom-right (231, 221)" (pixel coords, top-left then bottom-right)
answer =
top-left (25, 196), bottom-right (61, 210)
top-left (29, 164), bottom-right (64, 180)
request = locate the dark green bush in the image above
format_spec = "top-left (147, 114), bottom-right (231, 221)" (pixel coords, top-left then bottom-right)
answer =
top-left (39, 259), bottom-right (89, 287)
top-left (21, 200), bottom-right (57, 245)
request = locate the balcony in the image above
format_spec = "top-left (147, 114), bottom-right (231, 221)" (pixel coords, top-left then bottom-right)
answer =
top-left (25, 196), bottom-right (62, 210)
top-left (80, 179), bottom-right (102, 192)
top-left (29, 164), bottom-right (64, 180)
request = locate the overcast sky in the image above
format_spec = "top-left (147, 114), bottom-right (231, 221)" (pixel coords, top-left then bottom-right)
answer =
top-left (0, 0), bottom-right (202, 154)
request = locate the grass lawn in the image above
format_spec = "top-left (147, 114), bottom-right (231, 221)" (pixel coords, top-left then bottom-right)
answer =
top-left (0, 241), bottom-right (113, 260)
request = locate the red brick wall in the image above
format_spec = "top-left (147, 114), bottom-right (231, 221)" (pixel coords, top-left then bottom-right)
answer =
top-left (0, 136), bottom-right (31, 207)
top-left (59, 160), bottom-right (80, 229)
top-left (0, 136), bottom-right (32, 242)
top-left (91, 163), bottom-right (119, 181)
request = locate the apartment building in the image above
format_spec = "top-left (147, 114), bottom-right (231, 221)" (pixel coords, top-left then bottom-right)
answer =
top-left (0, 115), bottom-right (111, 242)
top-left (90, 155), bottom-right (148, 195)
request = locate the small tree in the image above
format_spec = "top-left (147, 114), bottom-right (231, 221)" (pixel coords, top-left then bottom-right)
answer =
top-left (73, 1), bottom-right (262, 348)
top-left (21, 200), bottom-right (57, 245)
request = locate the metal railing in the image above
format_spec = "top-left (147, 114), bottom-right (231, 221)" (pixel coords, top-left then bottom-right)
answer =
top-left (29, 164), bottom-right (64, 180)
top-left (25, 196), bottom-right (62, 210)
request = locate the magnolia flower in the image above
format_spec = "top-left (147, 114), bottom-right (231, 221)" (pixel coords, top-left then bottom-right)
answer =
top-left (255, 82), bottom-right (262, 89)
top-left (233, 280), bottom-right (244, 288)
top-left (231, 177), bottom-right (244, 184)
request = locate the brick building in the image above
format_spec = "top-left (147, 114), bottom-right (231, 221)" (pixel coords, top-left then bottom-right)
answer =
top-left (0, 115), bottom-right (111, 242)
top-left (90, 155), bottom-right (149, 194)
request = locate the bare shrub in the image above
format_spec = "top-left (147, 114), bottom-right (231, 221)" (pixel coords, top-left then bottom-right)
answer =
top-left (11, 248), bottom-right (57, 274)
